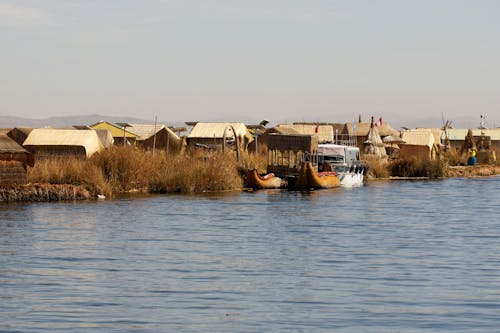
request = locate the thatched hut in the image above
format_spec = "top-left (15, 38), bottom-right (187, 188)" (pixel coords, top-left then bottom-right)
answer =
top-left (291, 122), bottom-right (349, 144)
top-left (345, 117), bottom-right (400, 150)
top-left (455, 128), bottom-right (497, 163)
top-left (363, 117), bottom-right (387, 159)
top-left (0, 135), bottom-right (34, 185)
top-left (23, 129), bottom-right (104, 159)
top-left (253, 126), bottom-right (301, 153)
top-left (447, 128), bottom-right (500, 158)
top-left (266, 134), bottom-right (318, 177)
top-left (459, 129), bottom-right (476, 156)
top-left (399, 129), bottom-right (438, 160)
top-left (6, 128), bottom-right (33, 146)
top-left (279, 123), bottom-right (333, 143)
top-left (129, 124), bottom-right (182, 152)
top-left (186, 122), bottom-right (253, 151)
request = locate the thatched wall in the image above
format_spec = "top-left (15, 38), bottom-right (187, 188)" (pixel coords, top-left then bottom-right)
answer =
top-left (267, 134), bottom-right (318, 176)
top-left (186, 135), bottom-right (250, 151)
top-left (0, 160), bottom-right (27, 185)
top-left (139, 128), bottom-right (182, 152)
top-left (399, 144), bottom-right (436, 161)
top-left (27, 146), bottom-right (87, 159)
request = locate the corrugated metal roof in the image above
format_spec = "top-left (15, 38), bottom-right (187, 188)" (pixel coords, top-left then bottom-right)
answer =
top-left (446, 128), bottom-right (500, 141)
top-left (401, 130), bottom-right (435, 148)
top-left (23, 129), bottom-right (104, 157)
top-left (187, 122), bottom-right (249, 139)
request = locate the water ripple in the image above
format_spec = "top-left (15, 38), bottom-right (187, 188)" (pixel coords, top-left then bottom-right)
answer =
top-left (1, 177), bottom-right (500, 332)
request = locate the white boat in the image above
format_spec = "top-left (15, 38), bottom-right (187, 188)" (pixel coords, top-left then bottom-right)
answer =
top-left (317, 144), bottom-right (368, 187)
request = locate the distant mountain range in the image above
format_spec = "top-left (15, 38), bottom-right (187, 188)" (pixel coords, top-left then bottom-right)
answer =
top-left (0, 114), bottom-right (183, 129)
top-left (0, 113), bottom-right (496, 130)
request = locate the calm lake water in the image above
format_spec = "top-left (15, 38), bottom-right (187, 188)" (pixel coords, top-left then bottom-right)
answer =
top-left (1, 177), bottom-right (500, 332)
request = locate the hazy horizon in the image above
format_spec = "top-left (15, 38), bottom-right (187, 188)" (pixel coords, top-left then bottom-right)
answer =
top-left (2, 1), bottom-right (499, 129)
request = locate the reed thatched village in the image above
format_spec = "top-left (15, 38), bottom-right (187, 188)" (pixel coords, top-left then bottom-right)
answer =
top-left (0, 115), bottom-right (499, 202)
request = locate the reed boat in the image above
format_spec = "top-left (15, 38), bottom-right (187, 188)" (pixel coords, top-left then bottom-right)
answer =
top-left (245, 169), bottom-right (283, 189)
top-left (296, 162), bottom-right (341, 189)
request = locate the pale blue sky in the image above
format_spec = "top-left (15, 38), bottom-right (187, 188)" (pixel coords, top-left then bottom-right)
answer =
top-left (2, 0), bottom-right (499, 127)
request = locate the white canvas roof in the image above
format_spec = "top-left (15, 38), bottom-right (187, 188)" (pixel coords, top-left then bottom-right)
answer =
top-left (318, 144), bottom-right (346, 157)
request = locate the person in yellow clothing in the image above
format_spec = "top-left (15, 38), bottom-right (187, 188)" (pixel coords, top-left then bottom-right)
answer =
top-left (467, 149), bottom-right (477, 166)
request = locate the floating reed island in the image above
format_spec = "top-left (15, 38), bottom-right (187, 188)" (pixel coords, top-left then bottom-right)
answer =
top-left (1, 117), bottom-right (498, 202)
top-left (0, 184), bottom-right (90, 202)
top-left (21, 146), bottom-right (264, 200)
top-left (0, 145), bottom-right (497, 203)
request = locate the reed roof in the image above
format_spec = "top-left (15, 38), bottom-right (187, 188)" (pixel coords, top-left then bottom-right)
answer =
top-left (0, 134), bottom-right (30, 153)
top-left (23, 129), bottom-right (104, 157)
top-left (266, 126), bottom-right (301, 135)
top-left (401, 130), bottom-right (436, 148)
top-left (364, 125), bottom-right (387, 157)
top-left (346, 122), bottom-right (399, 137)
top-left (275, 124), bottom-right (333, 142)
top-left (187, 122), bottom-right (251, 140)
top-left (129, 124), bottom-right (168, 140)
top-left (411, 128), bottom-right (442, 144)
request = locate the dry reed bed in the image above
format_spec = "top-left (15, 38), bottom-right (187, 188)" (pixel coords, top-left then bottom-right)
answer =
top-left (27, 147), bottom-right (262, 198)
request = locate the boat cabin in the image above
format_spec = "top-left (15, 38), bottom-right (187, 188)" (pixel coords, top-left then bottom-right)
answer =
top-left (318, 144), bottom-right (361, 165)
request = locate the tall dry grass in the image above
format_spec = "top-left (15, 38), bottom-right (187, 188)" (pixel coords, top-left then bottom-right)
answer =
top-left (28, 156), bottom-right (112, 197)
top-left (27, 147), bottom-right (244, 197)
top-left (440, 150), bottom-right (465, 166)
top-left (389, 157), bottom-right (444, 179)
top-left (238, 151), bottom-right (267, 173)
top-left (148, 148), bottom-right (242, 193)
top-left (364, 156), bottom-right (390, 179)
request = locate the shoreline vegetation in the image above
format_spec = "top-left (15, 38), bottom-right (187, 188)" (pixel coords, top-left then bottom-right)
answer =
top-left (1, 147), bottom-right (498, 202)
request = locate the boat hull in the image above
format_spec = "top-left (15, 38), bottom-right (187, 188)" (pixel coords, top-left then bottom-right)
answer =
top-left (245, 169), bottom-right (283, 189)
top-left (338, 171), bottom-right (364, 187)
top-left (296, 162), bottom-right (341, 189)
top-left (333, 164), bottom-right (367, 187)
